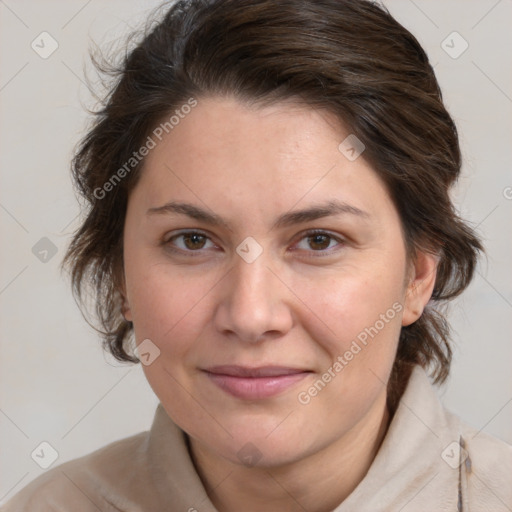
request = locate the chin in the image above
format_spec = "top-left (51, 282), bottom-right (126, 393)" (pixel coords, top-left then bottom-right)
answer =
top-left (211, 419), bottom-right (317, 467)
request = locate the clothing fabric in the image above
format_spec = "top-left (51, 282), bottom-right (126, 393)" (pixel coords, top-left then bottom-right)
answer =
top-left (2, 366), bottom-right (511, 511)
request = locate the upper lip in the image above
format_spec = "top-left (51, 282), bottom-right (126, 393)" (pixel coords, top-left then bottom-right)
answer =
top-left (203, 365), bottom-right (311, 377)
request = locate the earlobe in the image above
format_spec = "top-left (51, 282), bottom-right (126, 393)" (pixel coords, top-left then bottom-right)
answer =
top-left (118, 275), bottom-right (133, 322)
top-left (121, 300), bottom-right (133, 322)
top-left (401, 250), bottom-right (438, 327)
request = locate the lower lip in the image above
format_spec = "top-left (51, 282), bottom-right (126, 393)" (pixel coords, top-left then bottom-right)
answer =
top-left (204, 371), bottom-right (311, 400)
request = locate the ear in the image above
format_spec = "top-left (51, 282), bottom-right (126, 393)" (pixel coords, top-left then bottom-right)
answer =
top-left (118, 272), bottom-right (133, 322)
top-left (121, 298), bottom-right (133, 322)
top-left (401, 250), bottom-right (438, 327)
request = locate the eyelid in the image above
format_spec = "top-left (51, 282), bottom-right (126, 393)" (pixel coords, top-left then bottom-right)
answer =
top-left (290, 228), bottom-right (346, 255)
top-left (163, 228), bottom-right (346, 256)
top-left (163, 228), bottom-right (213, 244)
top-left (163, 229), bottom-right (218, 252)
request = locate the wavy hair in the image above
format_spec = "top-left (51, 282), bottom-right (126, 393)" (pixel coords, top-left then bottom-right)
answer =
top-left (61, 0), bottom-right (483, 410)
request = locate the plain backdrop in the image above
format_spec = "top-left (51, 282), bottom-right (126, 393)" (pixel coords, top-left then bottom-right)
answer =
top-left (1, 0), bottom-right (511, 503)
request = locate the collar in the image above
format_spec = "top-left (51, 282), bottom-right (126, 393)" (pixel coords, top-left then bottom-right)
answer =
top-left (333, 365), bottom-right (463, 510)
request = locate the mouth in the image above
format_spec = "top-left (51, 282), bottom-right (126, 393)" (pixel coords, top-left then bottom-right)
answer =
top-left (202, 365), bottom-right (313, 400)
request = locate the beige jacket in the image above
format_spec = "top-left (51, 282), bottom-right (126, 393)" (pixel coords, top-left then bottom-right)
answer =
top-left (2, 366), bottom-right (511, 511)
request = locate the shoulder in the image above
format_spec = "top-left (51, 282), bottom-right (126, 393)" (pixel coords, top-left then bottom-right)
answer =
top-left (393, 366), bottom-right (512, 510)
top-left (444, 406), bottom-right (512, 510)
top-left (1, 431), bottom-right (150, 512)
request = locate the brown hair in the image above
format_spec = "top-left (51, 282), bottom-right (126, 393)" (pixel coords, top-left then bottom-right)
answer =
top-left (61, 0), bottom-right (483, 409)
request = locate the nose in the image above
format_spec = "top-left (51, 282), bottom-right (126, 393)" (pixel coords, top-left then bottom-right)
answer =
top-left (213, 250), bottom-right (294, 344)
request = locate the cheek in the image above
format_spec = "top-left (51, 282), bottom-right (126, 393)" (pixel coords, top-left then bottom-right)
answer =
top-left (129, 277), bottom-right (194, 341)
top-left (125, 258), bottom-right (220, 361)
top-left (292, 262), bottom-right (405, 357)
top-left (291, 273), bottom-right (404, 425)
top-left (127, 268), bottom-right (212, 416)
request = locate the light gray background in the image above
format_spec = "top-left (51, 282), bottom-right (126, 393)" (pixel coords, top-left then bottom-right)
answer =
top-left (1, 0), bottom-right (511, 503)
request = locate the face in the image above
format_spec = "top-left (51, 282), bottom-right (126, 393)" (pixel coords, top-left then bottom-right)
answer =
top-left (122, 96), bottom-right (434, 467)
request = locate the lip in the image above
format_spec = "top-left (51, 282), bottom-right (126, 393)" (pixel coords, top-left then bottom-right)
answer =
top-left (202, 365), bottom-right (312, 400)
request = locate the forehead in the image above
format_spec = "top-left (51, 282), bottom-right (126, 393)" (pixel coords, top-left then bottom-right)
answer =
top-left (128, 96), bottom-right (396, 228)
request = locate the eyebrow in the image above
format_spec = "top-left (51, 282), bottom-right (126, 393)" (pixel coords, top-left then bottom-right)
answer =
top-left (146, 199), bottom-right (370, 230)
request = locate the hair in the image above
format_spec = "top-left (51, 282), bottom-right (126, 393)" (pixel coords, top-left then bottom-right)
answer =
top-left (61, 0), bottom-right (483, 411)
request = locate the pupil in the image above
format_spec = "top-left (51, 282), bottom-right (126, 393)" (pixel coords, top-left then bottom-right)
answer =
top-left (310, 234), bottom-right (329, 250)
top-left (185, 234), bottom-right (205, 249)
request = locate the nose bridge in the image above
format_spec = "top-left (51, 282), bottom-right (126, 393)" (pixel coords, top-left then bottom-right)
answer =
top-left (233, 250), bottom-right (273, 305)
top-left (214, 246), bottom-right (292, 342)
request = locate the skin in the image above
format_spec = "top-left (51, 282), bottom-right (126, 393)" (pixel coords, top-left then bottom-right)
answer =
top-left (121, 96), bottom-right (437, 512)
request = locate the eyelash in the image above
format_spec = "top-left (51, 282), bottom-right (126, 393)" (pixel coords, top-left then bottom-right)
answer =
top-left (162, 229), bottom-right (346, 258)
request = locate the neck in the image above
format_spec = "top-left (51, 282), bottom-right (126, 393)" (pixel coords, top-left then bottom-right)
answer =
top-left (188, 390), bottom-right (391, 512)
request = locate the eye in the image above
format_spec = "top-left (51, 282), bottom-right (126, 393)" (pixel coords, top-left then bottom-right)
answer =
top-left (293, 230), bottom-right (345, 254)
top-left (163, 229), bottom-right (345, 257)
top-left (164, 231), bottom-right (216, 253)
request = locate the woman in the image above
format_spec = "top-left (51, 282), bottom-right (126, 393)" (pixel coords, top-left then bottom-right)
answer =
top-left (3, 0), bottom-right (511, 510)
